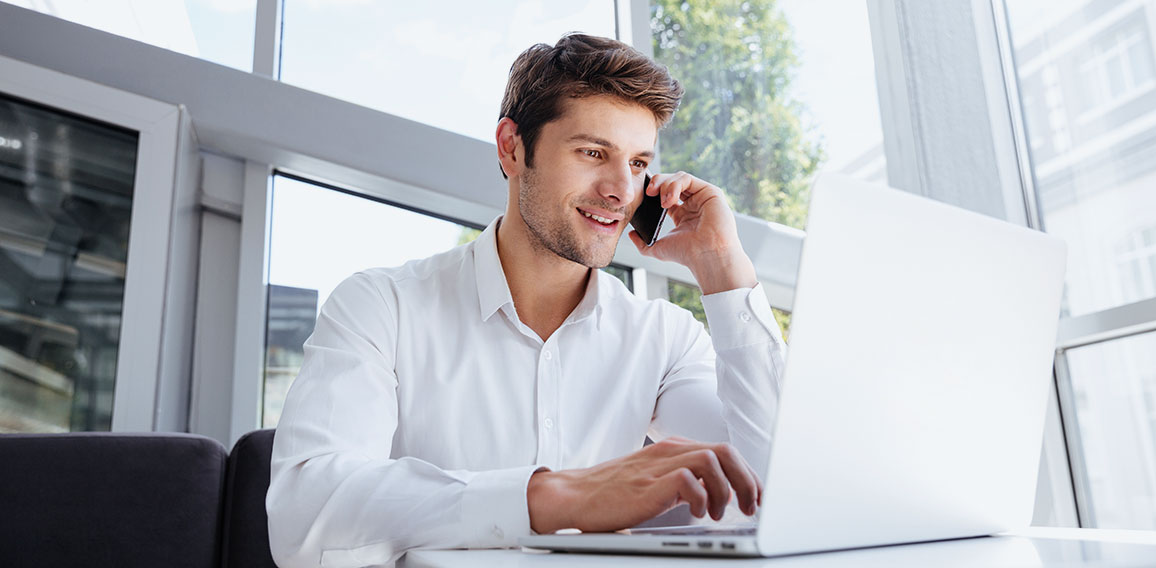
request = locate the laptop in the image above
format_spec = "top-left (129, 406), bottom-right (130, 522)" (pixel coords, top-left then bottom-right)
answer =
top-left (519, 173), bottom-right (1068, 557)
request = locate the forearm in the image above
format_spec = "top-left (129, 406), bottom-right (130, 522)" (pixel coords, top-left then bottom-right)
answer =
top-left (268, 450), bottom-right (540, 567)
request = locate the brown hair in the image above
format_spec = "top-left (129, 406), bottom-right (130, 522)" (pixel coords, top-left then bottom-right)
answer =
top-left (498, 33), bottom-right (683, 178)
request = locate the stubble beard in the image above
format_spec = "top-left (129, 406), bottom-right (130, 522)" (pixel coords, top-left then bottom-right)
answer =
top-left (518, 165), bottom-right (615, 268)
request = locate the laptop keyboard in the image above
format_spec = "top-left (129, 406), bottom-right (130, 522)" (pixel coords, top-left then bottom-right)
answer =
top-left (629, 523), bottom-right (758, 537)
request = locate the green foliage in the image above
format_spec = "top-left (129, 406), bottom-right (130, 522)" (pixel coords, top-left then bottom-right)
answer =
top-left (457, 227), bottom-right (482, 246)
top-left (651, 0), bottom-right (824, 229)
top-left (668, 280), bottom-right (708, 329)
top-left (771, 307), bottom-right (791, 342)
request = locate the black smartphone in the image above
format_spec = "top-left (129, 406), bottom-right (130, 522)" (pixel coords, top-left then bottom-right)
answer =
top-left (629, 173), bottom-right (667, 246)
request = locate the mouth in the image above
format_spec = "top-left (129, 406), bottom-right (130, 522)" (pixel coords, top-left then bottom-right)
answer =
top-left (576, 207), bottom-right (622, 234)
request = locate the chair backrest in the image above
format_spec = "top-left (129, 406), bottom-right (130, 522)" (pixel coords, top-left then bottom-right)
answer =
top-left (0, 432), bottom-right (228, 568)
top-left (222, 428), bottom-right (276, 568)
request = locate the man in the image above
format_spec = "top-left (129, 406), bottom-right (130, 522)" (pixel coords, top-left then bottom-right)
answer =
top-left (268, 33), bottom-right (786, 567)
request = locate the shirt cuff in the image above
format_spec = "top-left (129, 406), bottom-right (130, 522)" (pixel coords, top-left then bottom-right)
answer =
top-left (701, 283), bottom-right (784, 350)
top-left (460, 464), bottom-right (542, 548)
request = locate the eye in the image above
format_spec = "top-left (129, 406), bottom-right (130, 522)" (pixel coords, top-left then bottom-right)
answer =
top-left (630, 159), bottom-right (648, 169)
top-left (582, 149), bottom-right (603, 159)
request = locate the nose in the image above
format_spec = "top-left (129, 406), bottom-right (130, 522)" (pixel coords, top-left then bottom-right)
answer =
top-left (596, 162), bottom-right (637, 205)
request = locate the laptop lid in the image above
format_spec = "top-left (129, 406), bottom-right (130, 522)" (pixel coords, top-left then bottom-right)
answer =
top-left (756, 174), bottom-right (1067, 555)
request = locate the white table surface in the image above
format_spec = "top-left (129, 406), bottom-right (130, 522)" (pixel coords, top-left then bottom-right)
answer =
top-left (400, 528), bottom-right (1156, 567)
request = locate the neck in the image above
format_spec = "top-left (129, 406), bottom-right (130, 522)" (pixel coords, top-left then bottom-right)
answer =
top-left (496, 215), bottom-right (591, 341)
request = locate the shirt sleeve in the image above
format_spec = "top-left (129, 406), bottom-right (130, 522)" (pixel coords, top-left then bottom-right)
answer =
top-left (649, 283), bottom-right (786, 481)
top-left (266, 273), bottom-right (540, 568)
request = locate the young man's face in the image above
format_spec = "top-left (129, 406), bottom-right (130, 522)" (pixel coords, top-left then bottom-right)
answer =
top-left (516, 95), bottom-right (657, 268)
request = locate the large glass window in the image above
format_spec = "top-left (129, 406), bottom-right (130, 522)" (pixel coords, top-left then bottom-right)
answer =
top-left (1006, 0), bottom-right (1156, 317)
top-left (1065, 331), bottom-right (1156, 529)
top-left (278, 1), bottom-right (616, 142)
top-left (1005, 0), bottom-right (1156, 529)
top-left (0, 94), bottom-right (138, 432)
top-left (650, 0), bottom-right (886, 231)
top-left (1, 0), bottom-right (257, 72)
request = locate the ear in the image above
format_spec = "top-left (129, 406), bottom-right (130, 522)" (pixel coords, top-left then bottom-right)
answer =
top-left (496, 117), bottom-right (523, 178)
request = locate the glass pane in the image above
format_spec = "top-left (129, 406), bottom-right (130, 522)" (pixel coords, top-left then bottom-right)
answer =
top-left (0, 94), bottom-right (139, 432)
top-left (1064, 331), bottom-right (1156, 529)
top-left (1, 0), bottom-right (257, 72)
top-left (279, 1), bottom-right (616, 142)
top-left (1006, 1), bottom-right (1156, 316)
top-left (650, 0), bottom-right (887, 230)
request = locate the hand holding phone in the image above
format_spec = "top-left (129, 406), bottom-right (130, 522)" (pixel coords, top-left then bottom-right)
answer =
top-left (629, 173), bottom-right (667, 246)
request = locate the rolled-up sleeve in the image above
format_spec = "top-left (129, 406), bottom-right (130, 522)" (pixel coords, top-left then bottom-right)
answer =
top-left (266, 273), bottom-right (540, 568)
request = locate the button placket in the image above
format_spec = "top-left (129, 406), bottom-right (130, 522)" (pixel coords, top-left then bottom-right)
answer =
top-left (535, 340), bottom-right (560, 467)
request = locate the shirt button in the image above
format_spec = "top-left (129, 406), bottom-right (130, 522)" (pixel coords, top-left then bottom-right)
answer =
top-left (740, 311), bottom-right (752, 322)
top-left (544, 418), bottom-right (554, 429)
top-left (544, 350), bottom-right (553, 360)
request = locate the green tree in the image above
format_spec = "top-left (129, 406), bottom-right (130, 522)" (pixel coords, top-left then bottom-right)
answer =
top-left (651, 0), bottom-right (824, 229)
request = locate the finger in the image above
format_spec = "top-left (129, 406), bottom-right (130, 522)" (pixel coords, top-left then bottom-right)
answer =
top-left (646, 436), bottom-right (694, 457)
top-left (710, 444), bottom-right (760, 517)
top-left (627, 229), bottom-right (649, 254)
top-left (670, 449), bottom-right (732, 521)
top-left (663, 467), bottom-right (708, 519)
top-left (659, 172), bottom-right (692, 209)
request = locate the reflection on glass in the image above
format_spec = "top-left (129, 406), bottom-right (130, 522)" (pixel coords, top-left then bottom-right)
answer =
top-left (1006, 0), bottom-right (1156, 316)
top-left (0, 94), bottom-right (138, 432)
top-left (1, 0), bottom-right (257, 71)
top-left (1065, 331), bottom-right (1156, 529)
top-left (278, 0), bottom-right (615, 141)
top-left (650, 0), bottom-right (886, 229)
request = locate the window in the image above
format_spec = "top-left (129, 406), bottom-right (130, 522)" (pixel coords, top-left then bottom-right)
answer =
top-left (650, 0), bottom-right (887, 230)
top-left (261, 175), bottom-right (633, 427)
top-left (1007, 2), bottom-right (1156, 316)
top-left (1076, 24), bottom-right (1156, 117)
top-left (278, 1), bottom-right (616, 142)
top-left (1, 0), bottom-right (257, 71)
top-left (0, 94), bottom-right (138, 432)
top-left (1117, 226), bottom-right (1156, 305)
top-left (1005, 0), bottom-right (1156, 529)
top-left (1064, 331), bottom-right (1156, 529)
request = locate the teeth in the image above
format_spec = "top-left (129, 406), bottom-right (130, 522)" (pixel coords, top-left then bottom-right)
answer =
top-left (582, 211), bottom-right (614, 225)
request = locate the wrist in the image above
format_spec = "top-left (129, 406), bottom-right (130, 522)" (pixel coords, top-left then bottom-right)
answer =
top-left (527, 469), bottom-right (575, 534)
top-left (690, 248), bottom-right (757, 295)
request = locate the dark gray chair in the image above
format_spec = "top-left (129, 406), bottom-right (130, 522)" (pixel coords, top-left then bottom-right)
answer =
top-left (222, 428), bottom-right (276, 568)
top-left (0, 432), bottom-right (228, 568)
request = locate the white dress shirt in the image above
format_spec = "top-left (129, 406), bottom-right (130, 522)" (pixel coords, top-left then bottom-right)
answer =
top-left (267, 217), bottom-right (786, 568)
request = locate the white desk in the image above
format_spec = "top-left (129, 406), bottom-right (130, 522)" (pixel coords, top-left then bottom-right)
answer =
top-left (401, 528), bottom-right (1156, 567)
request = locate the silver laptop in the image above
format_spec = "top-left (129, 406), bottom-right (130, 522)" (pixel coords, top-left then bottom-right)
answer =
top-left (519, 173), bottom-right (1067, 557)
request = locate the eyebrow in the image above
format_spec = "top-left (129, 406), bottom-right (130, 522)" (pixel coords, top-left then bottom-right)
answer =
top-left (567, 134), bottom-right (655, 159)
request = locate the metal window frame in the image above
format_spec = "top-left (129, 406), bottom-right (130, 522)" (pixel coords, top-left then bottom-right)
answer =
top-left (0, 54), bottom-right (188, 432)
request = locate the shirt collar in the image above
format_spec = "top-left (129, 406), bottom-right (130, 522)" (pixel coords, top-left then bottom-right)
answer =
top-left (473, 216), bottom-right (611, 328)
top-left (474, 217), bottom-right (514, 322)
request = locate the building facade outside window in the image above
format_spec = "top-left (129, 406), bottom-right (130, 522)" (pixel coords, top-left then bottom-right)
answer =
top-left (1006, 0), bottom-right (1156, 529)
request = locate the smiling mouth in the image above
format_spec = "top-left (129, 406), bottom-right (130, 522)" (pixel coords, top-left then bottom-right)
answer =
top-left (579, 209), bottom-right (617, 225)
